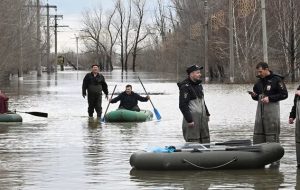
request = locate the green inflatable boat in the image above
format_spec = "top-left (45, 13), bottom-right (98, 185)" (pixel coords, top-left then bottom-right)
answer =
top-left (104, 109), bottom-right (153, 122)
top-left (130, 142), bottom-right (284, 170)
top-left (0, 112), bottom-right (23, 123)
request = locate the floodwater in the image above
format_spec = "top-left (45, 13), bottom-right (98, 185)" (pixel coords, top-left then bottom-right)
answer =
top-left (0, 70), bottom-right (299, 189)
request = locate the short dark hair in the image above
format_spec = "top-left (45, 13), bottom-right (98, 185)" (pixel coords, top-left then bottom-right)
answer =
top-left (126, 84), bottom-right (132, 89)
top-left (91, 64), bottom-right (99, 68)
top-left (256, 62), bottom-right (269, 69)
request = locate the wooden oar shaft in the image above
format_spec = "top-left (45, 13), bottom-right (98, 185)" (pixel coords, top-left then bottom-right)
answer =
top-left (103, 85), bottom-right (117, 118)
top-left (138, 76), bottom-right (155, 108)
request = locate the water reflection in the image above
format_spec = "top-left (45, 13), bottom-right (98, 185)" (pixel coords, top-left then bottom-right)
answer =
top-left (83, 121), bottom-right (103, 184)
top-left (130, 169), bottom-right (284, 189)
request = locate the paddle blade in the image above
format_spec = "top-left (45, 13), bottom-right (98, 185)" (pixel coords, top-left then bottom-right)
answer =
top-left (25, 111), bottom-right (48, 118)
top-left (225, 145), bottom-right (262, 152)
top-left (216, 140), bottom-right (252, 146)
top-left (153, 108), bottom-right (161, 120)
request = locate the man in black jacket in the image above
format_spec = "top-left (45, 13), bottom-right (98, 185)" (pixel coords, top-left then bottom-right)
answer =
top-left (109, 84), bottom-right (149, 111)
top-left (249, 62), bottom-right (288, 145)
top-left (289, 85), bottom-right (300, 167)
top-left (82, 64), bottom-right (108, 118)
top-left (177, 65), bottom-right (210, 143)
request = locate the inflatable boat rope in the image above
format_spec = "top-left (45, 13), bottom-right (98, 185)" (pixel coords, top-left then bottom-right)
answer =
top-left (182, 157), bottom-right (238, 170)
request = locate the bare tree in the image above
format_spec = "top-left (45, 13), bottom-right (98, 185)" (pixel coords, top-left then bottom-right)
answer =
top-left (81, 8), bottom-right (104, 69)
top-left (116, 0), bottom-right (133, 72)
top-left (269, 0), bottom-right (300, 81)
top-left (132, 0), bottom-right (149, 72)
top-left (106, 5), bottom-right (121, 71)
top-left (0, 0), bottom-right (41, 80)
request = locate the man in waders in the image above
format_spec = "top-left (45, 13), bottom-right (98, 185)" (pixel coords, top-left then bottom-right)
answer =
top-left (177, 65), bottom-right (210, 143)
top-left (82, 64), bottom-right (108, 118)
top-left (249, 62), bottom-right (288, 166)
top-left (289, 86), bottom-right (300, 167)
top-left (109, 84), bottom-right (149, 112)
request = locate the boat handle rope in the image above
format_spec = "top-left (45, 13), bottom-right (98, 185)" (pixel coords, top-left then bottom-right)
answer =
top-left (182, 157), bottom-right (238, 170)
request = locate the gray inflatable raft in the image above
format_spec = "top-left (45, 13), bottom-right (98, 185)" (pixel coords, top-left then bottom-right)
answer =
top-left (130, 143), bottom-right (284, 170)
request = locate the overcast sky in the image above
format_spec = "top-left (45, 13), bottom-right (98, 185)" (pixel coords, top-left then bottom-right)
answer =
top-left (44, 0), bottom-right (115, 52)
top-left (45, 0), bottom-right (159, 53)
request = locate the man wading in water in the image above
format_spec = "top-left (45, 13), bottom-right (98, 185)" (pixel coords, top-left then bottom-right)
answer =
top-left (249, 62), bottom-right (288, 166)
top-left (177, 65), bottom-right (210, 143)
top-left (82, 64), bottom-right (108, 119)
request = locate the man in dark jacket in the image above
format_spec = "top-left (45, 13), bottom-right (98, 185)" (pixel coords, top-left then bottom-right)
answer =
top-left (177, 65), bottom-right (210, 143)
top-left (289, 85), bottom-right (300, 167)
top-left (109, 84), bottom-right (149, 111)
top-left (82, 64), bottom-right (108, 118)
top-left (249, 62), bottom-right (288, 145)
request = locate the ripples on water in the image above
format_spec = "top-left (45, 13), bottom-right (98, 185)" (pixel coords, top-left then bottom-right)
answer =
top-left (0, 70), bottom-right (299, 189)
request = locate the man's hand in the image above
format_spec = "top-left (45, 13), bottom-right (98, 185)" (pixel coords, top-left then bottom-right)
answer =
top-left (249, 91), bottom-right (257, 97)
top-left (109, 98), bottom-right (112, 103)
top-left (296, 90), bottom-right (300, 96)
top-left (187, 122), bottom-right (194, 128)
top-left (146, 95), bottom-right (150, 100)
top-left (289, 118), bottom-right (295, 124)
top-left (261, 96), bottom-right (269, 104)
top-left (82, 94), bottom-right (86, 99)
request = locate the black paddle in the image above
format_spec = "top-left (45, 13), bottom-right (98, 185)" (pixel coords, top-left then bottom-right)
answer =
top-left (177, 145), bottom-right (262, 152)
top-left (137, 76), bottom-right (161, 120)
top-left (101, 84), bottom-right (117, 123)
top-left (183, 140), bottom-right (252, 148)
top-left (16, 111), bottom-right (48, 118)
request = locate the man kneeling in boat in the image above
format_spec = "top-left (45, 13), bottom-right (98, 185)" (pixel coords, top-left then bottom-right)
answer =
top-left (109, 84), bottom-right (150, 112)
top-left (0, 90), bottom-right (9, 114)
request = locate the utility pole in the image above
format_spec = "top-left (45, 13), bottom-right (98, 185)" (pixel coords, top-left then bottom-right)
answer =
top-left (19, 6), bottom-right (23, 81)
top-left (27, 2), bottom-right (56, 75)
top-left (204, 0), bottom-right (209, 82)
top-left (45, 4), bottom-right (57, 74)
top-left (50, 14), bottom-right (66, 73)
top-left (36, 0), bottom-right (41, 77)
top-left (261, 0), bottom-right (268, 63)
top-left (46, 3), bottom-right (50, 74)
top-left (229, 0), bottom-right (234, 83)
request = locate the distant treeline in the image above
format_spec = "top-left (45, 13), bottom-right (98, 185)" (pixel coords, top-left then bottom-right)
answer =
top-left (1, 0), bottom-right (299, 83)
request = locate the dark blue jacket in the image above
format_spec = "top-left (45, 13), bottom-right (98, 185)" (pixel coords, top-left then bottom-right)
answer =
top-left (111, 91), bottom-right (148, 110)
